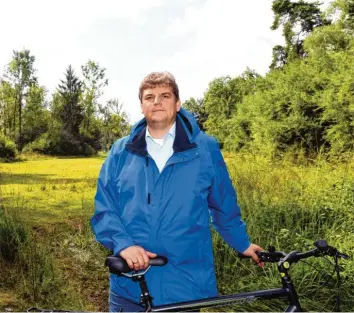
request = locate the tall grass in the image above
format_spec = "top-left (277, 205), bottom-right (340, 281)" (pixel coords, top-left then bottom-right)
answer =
top-left (0, 153), bottom-right (353, 311)
top-left (211, 153), bottom-right (354, 311)
top-left (0, 206), bottom-right (85, 311)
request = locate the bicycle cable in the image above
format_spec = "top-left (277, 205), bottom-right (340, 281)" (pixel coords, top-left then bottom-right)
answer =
top-left (298, 254), bottom-right (343, 313)
top-left (297, 255), bottom-right (335, 297)
top-left (332, 254), bottom-right (341, 312)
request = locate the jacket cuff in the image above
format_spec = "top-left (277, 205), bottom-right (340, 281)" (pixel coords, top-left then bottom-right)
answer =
top-left (113, 238), bottom-right (135, 256)
top-left (236, 237), bottom-right (251, 254)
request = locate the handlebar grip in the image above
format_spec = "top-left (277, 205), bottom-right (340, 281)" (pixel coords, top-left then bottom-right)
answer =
top-left (314, 240), bottom-right (350, 259)
top-left (236, 251), bottom-right (271, 258)
top-left (237, 249), bottom-right (286, 263)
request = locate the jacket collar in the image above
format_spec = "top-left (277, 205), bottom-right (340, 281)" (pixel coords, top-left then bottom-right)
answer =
top-left (125, 115), bottom-right (197, 156)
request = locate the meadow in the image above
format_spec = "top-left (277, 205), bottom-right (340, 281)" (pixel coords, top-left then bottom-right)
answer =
top-left (0, 153), bottom-right (353, 312)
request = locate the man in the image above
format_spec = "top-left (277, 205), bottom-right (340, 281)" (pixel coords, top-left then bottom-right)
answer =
top-left (91, 72), bottom-right (263, 312)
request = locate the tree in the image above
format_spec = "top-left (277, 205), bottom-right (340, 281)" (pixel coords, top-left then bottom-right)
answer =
top-left (222, 14), bottom-right (354, 157)
top-left (4, 49), bottom-right (37, 147)
top-left (57, 65), bottom-right (83, 136)
top-left (98, 99), bottom-right (130, 151)
top-left (22, 85), bottom-right (49, 145)
top-left (81, 60), bottom-right (108, 135)
top-left (203, 69), bottom-right (261, 144)
top-left (328, 0), bottom-right (354, 33)
top-left (0, 80), bottom-right (16, 137)
top-left (270, 0), bottom-right (331, 68)
top-left (182, 97), bottom-right (208, 131)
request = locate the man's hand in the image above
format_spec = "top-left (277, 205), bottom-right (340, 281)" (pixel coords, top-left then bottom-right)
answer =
top-left (242, 243), bottom-right (265, 267)
top-left (120, 246), bottom-right (157, 271)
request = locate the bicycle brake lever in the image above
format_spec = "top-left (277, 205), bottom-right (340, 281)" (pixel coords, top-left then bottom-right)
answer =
top-left (336, 251), bottom-right (350, 259)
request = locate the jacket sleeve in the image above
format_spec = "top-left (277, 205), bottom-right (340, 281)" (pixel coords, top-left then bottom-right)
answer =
top-left (207, 138), bottom-right (251, 253)
top-left (90, 142), bottom-right (134, 256)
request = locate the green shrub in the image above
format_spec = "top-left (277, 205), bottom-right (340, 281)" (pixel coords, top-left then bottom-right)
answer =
top-left (22, 134), bottom-right (47, 154)
top-left (45, 131), bottom-right (96, 156)
top-left (0, 134), bottom-right (17, 160)
top-left (22, 131), bottom-right (97, 157)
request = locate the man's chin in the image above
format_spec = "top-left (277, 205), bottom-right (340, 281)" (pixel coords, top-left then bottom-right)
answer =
top-left (150, 118), bottom-right (166, 124)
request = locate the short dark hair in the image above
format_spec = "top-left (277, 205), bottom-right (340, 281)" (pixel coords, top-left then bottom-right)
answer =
top-left (139, 71), bottom-right (179, 102)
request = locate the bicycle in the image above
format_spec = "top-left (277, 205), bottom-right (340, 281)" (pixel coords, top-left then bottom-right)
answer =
top-left (105, 239), bottom-right (350, 312)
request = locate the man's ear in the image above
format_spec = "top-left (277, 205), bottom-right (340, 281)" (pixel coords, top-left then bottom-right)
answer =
top-left (140, 102), bottom-right (144, 114)
top-left (176, 100), bottom-right (181, 112)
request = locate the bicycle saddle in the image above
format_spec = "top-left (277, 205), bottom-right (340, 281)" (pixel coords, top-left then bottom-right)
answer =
top-left (105, 255), bottom-right (168, 275)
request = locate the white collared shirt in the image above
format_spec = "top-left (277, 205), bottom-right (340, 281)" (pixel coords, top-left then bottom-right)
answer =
top-left (145, 122), bottom-right (176, 173)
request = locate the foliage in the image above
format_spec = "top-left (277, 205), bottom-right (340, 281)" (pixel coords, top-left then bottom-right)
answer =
top-left (203, 69), bottom-right (261, 146)
top-left (98, 99), bottom-right (130, 151)
top-left (182, 97), bottom-right (208, 130)
top-left (23, 131), bottom-right (97, 157)
top-left (199, 4), bottom-right (354, 158)
top-left (22, 85), bottom-right (49, 146)
top-left (0, 58), bottom-right (130, 157)
top-left (270, 0), bottom-right (331, 68)
top-left (0, 80), bottom-right (16, 138)
top-left (0, 134), bottom-right (17, 160)
top-left (4, 49), bottom-right (38, 149)
top-left (57, 65), bottom-right (83, 136)
top-left (81, 60), bottom-right (108, 137)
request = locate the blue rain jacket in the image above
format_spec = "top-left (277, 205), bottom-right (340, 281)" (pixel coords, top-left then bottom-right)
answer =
top-left (91, 108), bottom-right (250, 306)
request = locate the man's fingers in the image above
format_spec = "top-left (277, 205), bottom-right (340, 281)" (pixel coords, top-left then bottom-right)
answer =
top-left (119, 246), bottom-right (158, 271)
top-left (126, 258), bottom-right (134, 269)
top-left (142, 251), bottom-right (150, 268)
top-left (252, 254), bottom-right (264, 268)
top-left (136, 253), bottom-right (145, 270)
top-left (251, 254), bottom-right (259, 264)
top-left (146, 251), bottom-right (157, 258)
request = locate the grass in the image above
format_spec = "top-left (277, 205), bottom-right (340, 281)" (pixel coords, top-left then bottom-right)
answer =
top-left (0, 154), bottom-right (109, 311)
top-left (0, 155), bottom-right (104, 224)
top-left (213, 152), bottom-right (354, 311)
top-left (0, 152), bottom-right (353, 311)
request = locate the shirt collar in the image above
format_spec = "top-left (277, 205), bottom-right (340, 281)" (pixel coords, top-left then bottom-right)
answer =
top-left (146, 121), bottom-right (176, 141)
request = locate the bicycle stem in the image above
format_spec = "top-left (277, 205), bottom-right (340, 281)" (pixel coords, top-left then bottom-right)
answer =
top-left (278, 261), bottom-right (302, 311)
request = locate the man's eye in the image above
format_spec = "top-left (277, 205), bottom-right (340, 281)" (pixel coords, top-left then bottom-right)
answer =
top-left (163, 94), bottom-right (171, 98)
top-left (146, 96), bottom-right (154, 100)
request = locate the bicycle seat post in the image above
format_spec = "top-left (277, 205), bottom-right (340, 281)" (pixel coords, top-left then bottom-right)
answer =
top-left (132, 274), bottom-right (153, 311)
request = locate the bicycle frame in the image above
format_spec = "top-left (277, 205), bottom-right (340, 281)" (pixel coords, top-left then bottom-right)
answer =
top-left (151, 288), bottom-right (298, 312)
top-left (137, 262), bottom-right (303, 312)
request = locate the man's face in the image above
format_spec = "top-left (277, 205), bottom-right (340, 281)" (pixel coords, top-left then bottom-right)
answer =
top-left (140, 85), bottom-right (181, 126)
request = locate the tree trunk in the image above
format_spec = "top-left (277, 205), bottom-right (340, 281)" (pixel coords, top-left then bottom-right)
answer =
top-left (13, 95), bottom-right (17, 135)
top-left (19, 93), bottom-right (22, 141)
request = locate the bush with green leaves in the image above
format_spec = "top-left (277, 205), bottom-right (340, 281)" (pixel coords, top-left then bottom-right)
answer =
top-left (0, 134), bottom-right (17, 160)
top-left (22, 131), bottom-right (97, 157)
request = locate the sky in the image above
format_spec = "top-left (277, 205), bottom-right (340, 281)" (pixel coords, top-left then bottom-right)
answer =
top-left (0, 0), bottom-right (332, 124)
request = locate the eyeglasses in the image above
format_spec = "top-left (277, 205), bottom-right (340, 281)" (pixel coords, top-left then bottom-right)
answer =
top-left (143, 92), bottom-right (173, 104)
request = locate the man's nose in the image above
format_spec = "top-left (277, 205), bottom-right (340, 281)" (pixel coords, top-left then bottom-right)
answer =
top-left (153, 95), bottom-right (162, 104)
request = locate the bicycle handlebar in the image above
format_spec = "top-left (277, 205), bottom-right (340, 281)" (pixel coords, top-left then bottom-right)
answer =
top-left (241, 240), bottom-right (350, 264)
